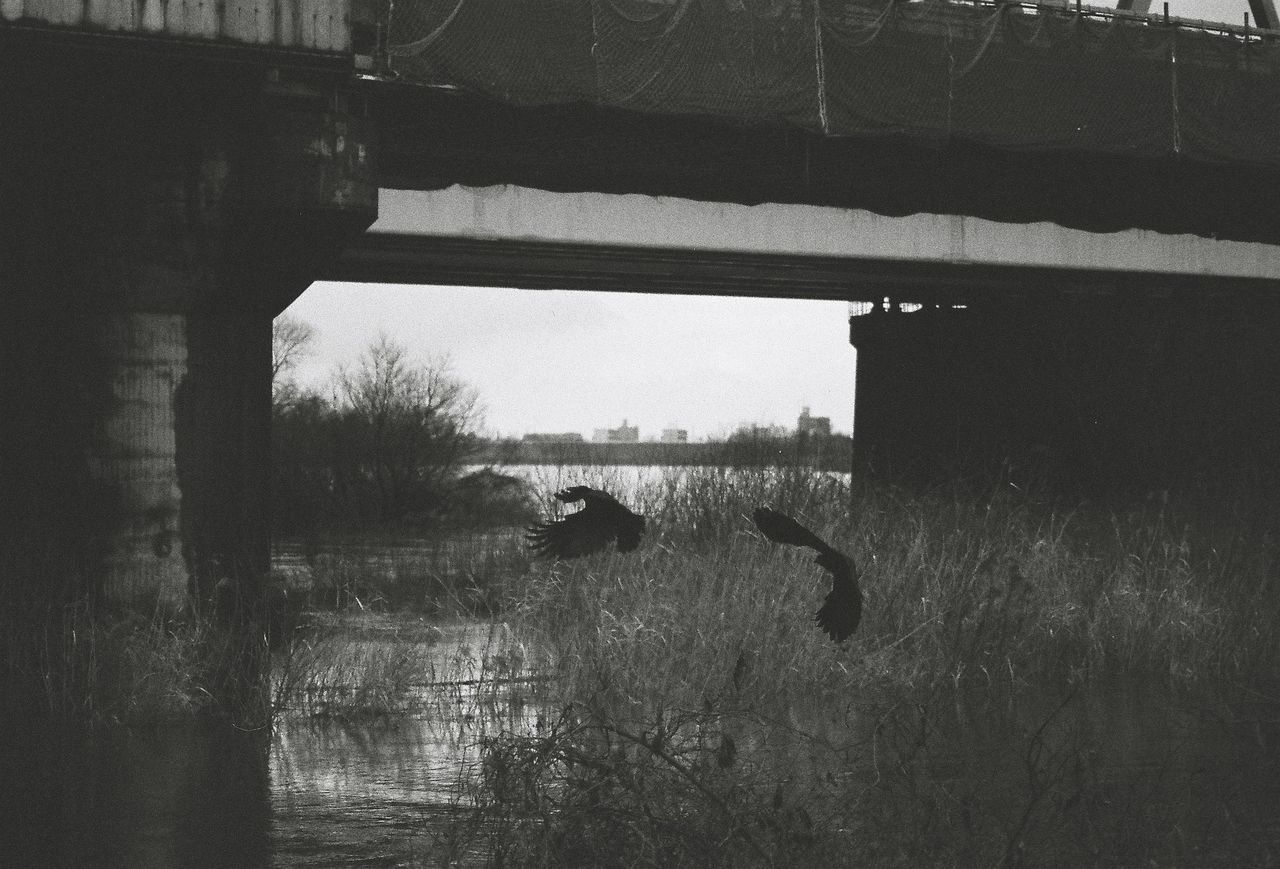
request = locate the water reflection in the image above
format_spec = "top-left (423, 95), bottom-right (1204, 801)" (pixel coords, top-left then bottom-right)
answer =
top-left (494, 463), bottom-right (852, 504)
top-left (265, 618), bottom-right (540, 866)
top-left (270, 690), bottom-right (535, 867)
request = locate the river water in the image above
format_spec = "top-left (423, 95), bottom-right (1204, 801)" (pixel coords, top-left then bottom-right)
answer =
top-left (489, 462), bottom-right (852, 498)
top-left (1, 620), bottom-right (537, 868)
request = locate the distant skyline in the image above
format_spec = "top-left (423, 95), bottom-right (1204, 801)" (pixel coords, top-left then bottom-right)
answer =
top-left (281, 283), bottom-right (857, 443)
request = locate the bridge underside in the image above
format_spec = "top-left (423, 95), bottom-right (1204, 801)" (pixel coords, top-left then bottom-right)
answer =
top-left (326, 183), bottom-right (1280, 498)
top-left (369, 82), bottom-right (1280, 252)
top-left (372, 0), bottom-right (1280, 248)
top-left (332, 185), bottom-right (1280, 301)
top-left (357, 0), bottom-right (1280, 498)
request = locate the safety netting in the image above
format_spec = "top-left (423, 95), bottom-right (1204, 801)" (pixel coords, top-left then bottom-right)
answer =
top-left (384, 0), bottom-right (1280, 170)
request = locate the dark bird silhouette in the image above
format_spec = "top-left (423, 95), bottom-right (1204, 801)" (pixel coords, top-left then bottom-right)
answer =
top-left (752, 507), bottom-right (862, 642)
top-left (527, 486), bottom-right (646, 559)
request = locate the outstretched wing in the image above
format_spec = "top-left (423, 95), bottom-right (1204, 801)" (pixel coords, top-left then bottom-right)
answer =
top-left (527, 510), bottom-right (618, 558)
top-left (527, 487), bottom-right (646, 559)
top-left (752, 507), bottom-right (831, 554)
top-left (814, 550), bottom-right (862, 642)
top-left (754, 506), bottom-right (863, 643)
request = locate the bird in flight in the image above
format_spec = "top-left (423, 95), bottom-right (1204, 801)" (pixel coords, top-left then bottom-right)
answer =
top-left (527, 486), bottom-right (646, 559)
top-left (752, 507), bottom-right (862, 643)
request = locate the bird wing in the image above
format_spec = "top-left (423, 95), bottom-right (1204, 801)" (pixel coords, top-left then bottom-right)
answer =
top-left (527, 510), bottom-right (617, 558)
top-left (753, 507), bottom-right (864, 642)
top-left (527, 487), bottom-right (645, 559)
top-left (554, 486), bottom-right (595, 505)
top-left (813, 550), bottom-right (862, 642)
top-left (752, 507), bottom-right (831, 554)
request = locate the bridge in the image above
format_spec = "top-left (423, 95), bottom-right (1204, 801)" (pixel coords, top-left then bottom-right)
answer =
top-left (4, 0), bottom-right (1280, 632)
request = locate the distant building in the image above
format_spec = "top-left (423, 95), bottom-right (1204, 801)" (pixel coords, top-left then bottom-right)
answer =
top-left (734, 422), bottom-right (789, 440)
top-left (522, 432), bottom-right (584, 443)
top-left (593, 419), bottom-right (640, 443)
top-left (797, 406), bottom-right (831, 438)
top-left (660, 427), bottom-right (689, 443)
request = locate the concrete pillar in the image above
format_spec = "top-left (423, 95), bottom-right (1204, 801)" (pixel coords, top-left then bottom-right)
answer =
top-left (850, 301), bottom-right (1048, 482)
top-left (0, 46), bottom-right (375, 713)
top-left (92, 313), bottom-right (191, 609)
top-left (849, 293), bottom-right (1280, 500)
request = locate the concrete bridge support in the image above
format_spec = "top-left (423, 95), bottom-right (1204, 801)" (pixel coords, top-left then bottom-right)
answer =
top-left (850, 293), bottom-right (1280, 500)
top-left (0, 47), bottom-right (375, 715)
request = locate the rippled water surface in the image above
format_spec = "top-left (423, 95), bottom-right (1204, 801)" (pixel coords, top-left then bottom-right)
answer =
top-left (268, 620), bottom-right (540, 867)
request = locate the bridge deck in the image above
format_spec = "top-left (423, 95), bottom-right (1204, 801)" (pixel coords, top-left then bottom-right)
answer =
top-left (328, 185), bottom-right (1280, 302)
top-left (372, 0), bottom-right (1280, 248)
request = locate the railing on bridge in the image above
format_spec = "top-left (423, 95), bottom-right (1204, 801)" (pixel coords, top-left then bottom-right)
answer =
top-left (937, 0), bottom-right (1278, 37)
top-left (374, 0), bottom-right (1280, 171)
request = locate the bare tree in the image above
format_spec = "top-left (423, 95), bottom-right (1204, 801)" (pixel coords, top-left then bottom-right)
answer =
top-left (272, 316), bottom-right (317, 391)
top-left (334, 333), bottom-right (482, 524)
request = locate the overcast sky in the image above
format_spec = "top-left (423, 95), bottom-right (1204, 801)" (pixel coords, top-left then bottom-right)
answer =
top-left (282, 284), bottom-right (856, 441)
top-left (1167, 0), bottom-right (1257, 22)
top-left (280, 0), bottom-right (1251, 441)
top-left (1167, 0), bottom-right (1258, 22)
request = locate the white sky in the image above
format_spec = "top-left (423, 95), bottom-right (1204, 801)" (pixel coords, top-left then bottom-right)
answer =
top-left (282, 283), bottom-right (857, 442)
top-left (1161, 0), bottom-right (1258, 23)
top-left (280, 0), bottom-right (1253, 442)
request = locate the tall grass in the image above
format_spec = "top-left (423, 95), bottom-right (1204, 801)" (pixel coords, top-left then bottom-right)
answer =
top-left (448, 466), bottom-right (1280, 867)
top-left (270, 614), bottom-right (531, 720)
top-left (2, 596), bottom-right (271, 728)
top-left (2, 536), bottom-right (274, 727)
top-left (507, 468), bottom-right (1280, 709)
top-left (277, 530), bottom-right (527, 616)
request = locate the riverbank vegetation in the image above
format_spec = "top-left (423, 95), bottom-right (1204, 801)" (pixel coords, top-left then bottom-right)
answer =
top-left (269, 327), bottom-right (852, 541)
top-left (1, 591), bottom-right (271, 727)
top-left (13, 338), bottom-right (1280, 862)
top-left (12, 458), bottom-right (1278, 724)
top-left (272, 331), bottom-right (517, 537)
top-left (501, 465), bottom-right (1279, 699)
top-left (438, 465), bottom-right (1280, 867)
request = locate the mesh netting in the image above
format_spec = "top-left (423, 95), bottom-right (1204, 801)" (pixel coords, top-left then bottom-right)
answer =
top-left (385, 0), bottom-right (1280, 168)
